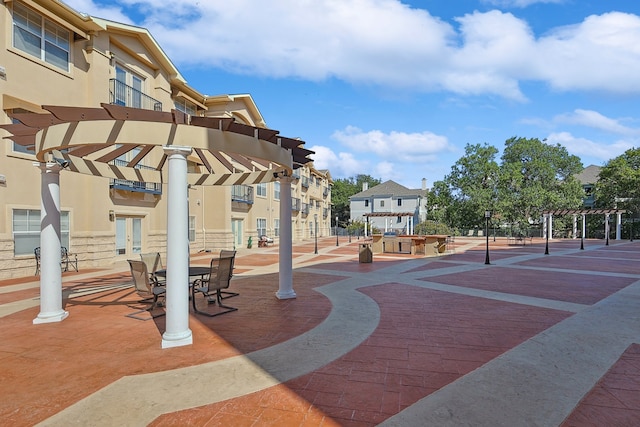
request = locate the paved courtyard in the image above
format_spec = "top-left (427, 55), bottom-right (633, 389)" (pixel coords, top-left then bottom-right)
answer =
top-left (1, 236), bottom-right (639, 426)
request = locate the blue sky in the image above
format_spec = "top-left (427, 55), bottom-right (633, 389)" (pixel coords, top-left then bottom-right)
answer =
top-left (66, 0), bottom-right (640, 189)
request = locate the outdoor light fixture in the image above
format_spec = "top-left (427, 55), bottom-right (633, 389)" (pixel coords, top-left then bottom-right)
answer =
top-left (484, 210), bottom-right (491, 265)
top-left (545, 214), bottom-right (550, 255)
top-left (314, 213), bottom-right (318, 254)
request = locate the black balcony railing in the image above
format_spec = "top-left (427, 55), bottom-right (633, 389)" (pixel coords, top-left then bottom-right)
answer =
top-left (109, 159), bottom-right (162, 194)
top-left (109, 79), bottom-right (162, 111)
top-left (232, 185), bottom-right (254, 204)
top-left (292, 197), bottom-right (301, 211)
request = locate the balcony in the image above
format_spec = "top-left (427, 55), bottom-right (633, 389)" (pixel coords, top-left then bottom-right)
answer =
top-left (109, 160), bottom-right (162, 194)
top-left (232, 185), bottom-right (254, 204)
top-left (109, 79), bottom-right (162, 111)
top-left (292, 169), bottom-right (300, 180)
top-left (323, 187), bottom-right (329, 197)
top-left (302, 203), bottom-right (310, 215)
top-left (323, 208), bottom-right (328, 218)
top-left (292, 197), bottom-right (301, 211)
top-left (301, 176), bottom-right (309, 188)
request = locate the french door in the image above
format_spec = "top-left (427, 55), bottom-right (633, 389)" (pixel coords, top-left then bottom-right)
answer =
top-left (115, 216), bottom-right (142, 256)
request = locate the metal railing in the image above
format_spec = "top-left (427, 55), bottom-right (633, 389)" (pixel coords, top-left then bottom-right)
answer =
top-left (292, 197), bottom-right (301, 211)
top-left (109, 79), bottom-right (162, 111)
top-left (109, 159), bottom-right (161, 194)
top-left (231, 185), bottom-right (254, 204)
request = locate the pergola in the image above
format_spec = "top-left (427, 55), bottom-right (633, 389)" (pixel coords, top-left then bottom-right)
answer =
top-left (1, 104), bottom-right (313, 348)
top-left (542, 208), bottom-right (626, 240)
top-left (363, 212), bottom-right (416, 236)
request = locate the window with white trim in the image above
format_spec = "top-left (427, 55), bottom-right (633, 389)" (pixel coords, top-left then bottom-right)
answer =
top-left (189, 216), bottom-right (196, 242)
top-left (256, 183), bottom-right (267, 197)
top-left (13, 209), bottom-right (69, 256)
top-left (274, 219), bottom-right (280, 237)
top-left (257, 218), bottom-right (267, 237)
top-left (9, 109), bottom-right (32, 154)
top-left (13, 3), bottom-right (70, 72)
top-left (274, 181), bottom-right (280, 200)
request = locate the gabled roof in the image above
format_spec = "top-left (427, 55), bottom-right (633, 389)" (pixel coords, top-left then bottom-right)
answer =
top-left (350, 180), bottom-right (425, 199)
top-left (575, 165), bottom-right (601, 185)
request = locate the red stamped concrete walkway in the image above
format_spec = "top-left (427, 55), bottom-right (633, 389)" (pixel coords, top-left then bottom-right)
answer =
top-left (1, 237), bottom-right (639, 426)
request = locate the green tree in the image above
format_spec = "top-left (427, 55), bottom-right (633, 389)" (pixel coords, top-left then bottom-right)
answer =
top-left (596, 148), bottom-right (640, 235)
top-left (332, 175), bottom-right (381, 226)
top-left (444, 143), bottom-right (500, 229)
top-left (499, 137), bottom-right (583, 231)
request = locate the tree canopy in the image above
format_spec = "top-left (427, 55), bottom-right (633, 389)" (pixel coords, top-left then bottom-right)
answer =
top-left (439, 137), bottom-right (584, 231)
top-left (596, 147), bottom-right (640, 214)
top-left (332, 174), bottom-right (381, 226)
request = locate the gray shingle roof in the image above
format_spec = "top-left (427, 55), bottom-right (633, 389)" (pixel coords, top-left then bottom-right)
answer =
top-left (350, 180), bottom-right (426, 199)
top-left (575, 165), bottom-right (601, 185)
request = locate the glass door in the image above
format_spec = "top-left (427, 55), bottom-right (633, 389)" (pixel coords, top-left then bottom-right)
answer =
top-left (115, 216), bottom-right (142, 256)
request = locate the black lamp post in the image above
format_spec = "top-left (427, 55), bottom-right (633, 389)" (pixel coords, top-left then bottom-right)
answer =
top-left (484, 210), bottom-right (491, 265)
top-left (335, 215), bottom-right (339, 246)
top-left (580, 213), bottom-right (585, 250)
top-left (544, 214), bottom-right (550, 255)
top-left (314, 214), bottom-right (318, 254)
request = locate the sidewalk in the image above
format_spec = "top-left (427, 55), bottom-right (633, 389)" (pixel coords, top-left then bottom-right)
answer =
top-left (1, 237), bottom-right (639, 426)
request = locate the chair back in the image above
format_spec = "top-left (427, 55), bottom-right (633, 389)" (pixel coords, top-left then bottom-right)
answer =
top-left (140, 252), bottom-right (162, 273)
top-left (219, 250), bottom-right (236, 278)
top-left (128, 260), bottom-right (152, 294)
top-left (208, 253), bottom-right (234, 292)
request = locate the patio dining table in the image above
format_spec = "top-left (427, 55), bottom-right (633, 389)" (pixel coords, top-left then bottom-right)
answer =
top-left (154, 266), bottom-right (211, 281)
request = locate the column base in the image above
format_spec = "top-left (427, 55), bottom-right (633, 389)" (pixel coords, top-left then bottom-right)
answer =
top-left (161, 329), bottom-right (193, 349)
top-left (275, 290), bottom-right (297, 300)
top-left (33, 310), bottom-right (69, 324)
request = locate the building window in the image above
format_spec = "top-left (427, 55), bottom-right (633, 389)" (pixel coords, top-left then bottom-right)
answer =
top-left (175, 98), bottom-right (197, 116)
top-left (274, 181), bottom-right (280, 200)
top-left (13, 209), bottom-right (69, 256)
top-left (115, 65), bottom-right (144, 108)
top-left (380, 200), bottom-right (385, 207)
top-left (13, 3), bottom-right (70, 72)
top-left (274, 219), bottom-right (280, 237)
top-left (365, 200), bottom-right (369, 207)
top-left (397, 198), bottom-right (402, 206)
top-left (257, 218), bottom-right (267, 237)
top-left (9, 109), bottom-right (32, 154)
top-left (256, 183), bottom-right (267, 197)
top-left (189, 216), bottom-right (196, 242)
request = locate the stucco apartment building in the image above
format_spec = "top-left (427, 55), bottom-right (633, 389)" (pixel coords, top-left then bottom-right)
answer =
top-left (0, 0), bottom-right (332, 279)
top-left (349, 180), bottom-right (428, 235)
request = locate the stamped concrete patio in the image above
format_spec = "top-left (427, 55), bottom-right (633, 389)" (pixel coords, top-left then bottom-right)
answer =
top-left (1, 236), bottom-right (639, 426)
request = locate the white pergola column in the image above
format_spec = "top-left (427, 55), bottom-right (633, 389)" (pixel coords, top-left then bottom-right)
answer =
top-left (543, 214), bottom-right (548, 239)
top-left (572, 214), bottom-right (578, 239)
top-left (605, 213), bottom-right (610, 242)
top-left (616, 212), bottom-right (622, 240)
top-left (276, 176), bottom-right (296, 299)
top-left (33, 162), bottom-right (69, 324)
top-left (549, 213), bottom-right (553, 239)
top-left (161, 146), bottom-right (193, 349)
top-left (582, 213), bottom-right (586, 239)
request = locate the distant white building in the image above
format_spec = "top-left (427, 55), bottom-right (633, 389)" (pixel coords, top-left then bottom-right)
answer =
top-left (349, 180), bottom-right (428, 235)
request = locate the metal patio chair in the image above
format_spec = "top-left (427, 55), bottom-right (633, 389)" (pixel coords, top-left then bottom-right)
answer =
top-left (191, 251), bottom-right (237, 317)
top-left (126, 259), bottom-right (166, 320)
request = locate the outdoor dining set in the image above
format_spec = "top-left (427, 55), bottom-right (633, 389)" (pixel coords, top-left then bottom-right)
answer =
top-left (126, 250), bottom-right (238, 320)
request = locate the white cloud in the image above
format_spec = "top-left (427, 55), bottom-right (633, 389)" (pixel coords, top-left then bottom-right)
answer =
top-left (482, 0), bottom-right (564, 8)
top-left (555, 110), bottom-right (640, 136)
top-left (309, 145), bottom-right (368, 178)
top-left (331, 126), bottom-right (452, 163)
top-left (547, 131), bottom-right (635, 161)
top-left (63, 0), bottom-right (134, 24)
top-left (66, 1), bottom-right (640, 100)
